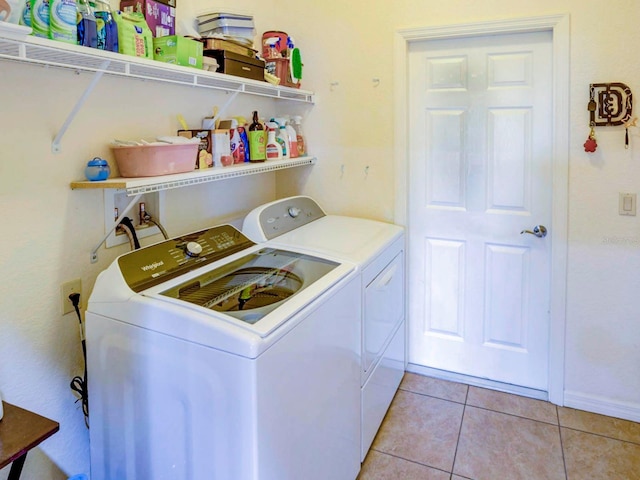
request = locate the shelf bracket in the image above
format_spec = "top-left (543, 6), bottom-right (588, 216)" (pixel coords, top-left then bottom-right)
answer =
top-left (90, 192), bottom-right (142, 263)
top-left (52, 60), bottom-right (111, 154)
top-left (211, 87), bottom-right (242, 125)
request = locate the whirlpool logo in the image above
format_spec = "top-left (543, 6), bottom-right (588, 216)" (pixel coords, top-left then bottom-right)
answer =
top-left (141, 261), bottom-right (165, 272)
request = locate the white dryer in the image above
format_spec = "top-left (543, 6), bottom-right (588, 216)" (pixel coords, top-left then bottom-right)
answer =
top-left (85, 224), bottom-right (361, 480)
top-left (243, 196), bottom-right (406, 461)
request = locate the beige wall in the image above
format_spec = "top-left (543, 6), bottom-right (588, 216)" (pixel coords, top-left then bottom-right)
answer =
top-left (1, 0), bottom-right (640, 478)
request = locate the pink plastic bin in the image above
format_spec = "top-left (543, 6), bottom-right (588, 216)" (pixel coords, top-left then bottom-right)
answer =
top-left (111, 143), bottom-right (198, 177)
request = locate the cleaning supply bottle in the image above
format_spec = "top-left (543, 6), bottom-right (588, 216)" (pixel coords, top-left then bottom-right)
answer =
top-left (20, 1), bottom-right (31, 26)
top-left (234, 116), bottom-right (250, 162)
top-left (271, 117), bottom-right (288, 159)
top-left (277, 123), bottom-right (289, 159)
top-left (265, 122), bottom-right (283, 160)
top-left (229, 119), bottom-right (243, 164)
top-left (92, 0), bottom-right (118, 52)
top-left (30, 0), bottom-right (50, 38)
top-left (284, 117), bottom-right (298, 158)
top-left (49, 0), bottom-right (76, 43)
top-left (248, 110), bottom-right (266, 162)
top-left (292, 115), bottom-right (306, 156)
top-left (76, 0), bottom-right (97, 47)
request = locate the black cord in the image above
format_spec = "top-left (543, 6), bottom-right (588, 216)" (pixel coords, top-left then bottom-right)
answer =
top-left (69, 292), bottom-right (89, 429)
top-left (118, 216), bottom-right (141, 250)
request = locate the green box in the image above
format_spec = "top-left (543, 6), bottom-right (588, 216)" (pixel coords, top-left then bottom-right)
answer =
top-left (153, 35), bottom-right (203, 69)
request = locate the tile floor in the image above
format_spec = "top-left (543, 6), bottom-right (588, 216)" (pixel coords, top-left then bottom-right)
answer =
top-left (358, 373), bottom-right (640, 480)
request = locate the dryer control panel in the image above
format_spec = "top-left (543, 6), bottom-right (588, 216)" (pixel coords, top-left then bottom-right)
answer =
top-left (255, 196), bottom-right (326, 240)
top-left (118, 225), bottom-right (255, 292)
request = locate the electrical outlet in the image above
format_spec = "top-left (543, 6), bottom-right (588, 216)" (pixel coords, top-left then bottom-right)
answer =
top-left (61, 279), bottom-right (82, 315)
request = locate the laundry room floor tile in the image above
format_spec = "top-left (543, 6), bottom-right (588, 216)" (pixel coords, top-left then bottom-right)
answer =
top-left (466, 386), bottom-right (558, 424)
top-left (561, 427), bottom-right (640, 480)
top-left (357, 450), bottom-right (450, 480)
top-left (558, 406), bottom-right (640, 444)
top-left (360, 373), bottom-right (640, 480)
top-left (400, 372), bottom-right (468, 403)
top-left (371, 390), bottom-right (464, 472)
top-left (452, 406), bottom-right (565, 480)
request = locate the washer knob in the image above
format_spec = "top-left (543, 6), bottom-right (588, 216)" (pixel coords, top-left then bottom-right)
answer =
top-left (185, 241), bottom-right (203, 257)
top-left (288, 206), bottom-right (301, 218)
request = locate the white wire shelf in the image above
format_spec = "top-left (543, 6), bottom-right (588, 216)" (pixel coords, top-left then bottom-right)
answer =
top-left (70, 156), bottom-right (317, 195)
top-left (0, 33), bottom-right (315, 103)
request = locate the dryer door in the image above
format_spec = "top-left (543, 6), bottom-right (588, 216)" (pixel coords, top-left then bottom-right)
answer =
top-left (363, 252), bottom-right (404, 374)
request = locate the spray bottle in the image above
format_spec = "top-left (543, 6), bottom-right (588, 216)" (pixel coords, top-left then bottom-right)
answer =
top-left (264, 37), bottom-right (280, 59)
top-left (272, 117), bottom-right (289, 159)
top-left (265, 122), bottom-right (283, 160)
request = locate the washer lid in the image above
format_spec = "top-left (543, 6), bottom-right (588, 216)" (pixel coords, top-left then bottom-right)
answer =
top-left (143, 247), bottom-right (354, 337)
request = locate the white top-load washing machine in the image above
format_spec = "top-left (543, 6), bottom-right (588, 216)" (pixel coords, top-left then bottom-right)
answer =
top-left (242, 196), bottom-right (406, 461)
top-left (85, 224), bottom-right (361, 480)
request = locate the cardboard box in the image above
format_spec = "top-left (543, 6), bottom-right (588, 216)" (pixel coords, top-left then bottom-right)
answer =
top-left (204, 50), bottom-right (265, 81)
top-left (201, 37), bottom-right (257, 57)
top-left (177, 130), bottom-right (213, 169)
top-left (152, 0), bottom-right (175, 7)
top-left (154, 35), bottom-right (203, 69)
top-left (120, 0), bottom-right (175, 37)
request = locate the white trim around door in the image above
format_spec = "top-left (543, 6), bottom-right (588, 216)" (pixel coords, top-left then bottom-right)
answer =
top-left (394, 14), bottom-right (570, 406)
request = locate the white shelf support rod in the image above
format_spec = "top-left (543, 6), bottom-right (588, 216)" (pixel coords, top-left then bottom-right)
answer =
top-left (90, 192), bottom-right (142, 263)
top-left (52, 60), bottom-right (111, 154)
top-left (211, 87), bottom-right (242, 125)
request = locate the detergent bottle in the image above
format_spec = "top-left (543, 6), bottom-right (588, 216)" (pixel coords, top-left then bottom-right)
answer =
top-left (92, 0), bottom-right (118, 52)
top-left (234, 116), bottom-right (250, 162)
top-left (49, 0), bottom-right (77, 44)
top-left (76, 0), bottom-right (97, 48)
top-left (265, 122), bottom-right (283, 160)
top-left (30, 0), bottom-right (50, 38)
top-left (229, 119), bottom-right (244, 164)
top-left (248, 110), bottom-right (266, 162)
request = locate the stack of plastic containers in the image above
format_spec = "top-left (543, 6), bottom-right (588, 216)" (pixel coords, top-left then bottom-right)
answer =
top-left (197, 12), bottom-right (255, 47)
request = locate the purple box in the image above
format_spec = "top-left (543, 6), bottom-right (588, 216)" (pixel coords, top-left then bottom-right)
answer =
top-left (120, 0), bottom-right (175, 37)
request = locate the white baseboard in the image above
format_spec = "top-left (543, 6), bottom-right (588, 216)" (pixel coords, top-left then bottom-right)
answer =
top-left (563, 390), bottom-right (640, 423)
top-left (406, 363), bottom-right (548, 401)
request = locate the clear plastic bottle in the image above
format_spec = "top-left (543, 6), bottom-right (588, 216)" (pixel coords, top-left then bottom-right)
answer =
top-left (76, 0), bottom-right (97, 48)
top-left (92, 0), bottom-right (118, 52)
top-left (292, 115), bottom-right (306, 156)
top-left (284, 118), bottom-right (298, 158)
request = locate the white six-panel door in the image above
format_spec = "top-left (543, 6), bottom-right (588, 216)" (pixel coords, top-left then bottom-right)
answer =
top-left (408, 31), bottom-right (552, 390)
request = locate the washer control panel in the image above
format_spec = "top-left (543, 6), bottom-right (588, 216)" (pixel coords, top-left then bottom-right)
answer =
top-left (118, 224), bottom-right (255, 292)
top-left (258, 197), bottom-right (326, 240)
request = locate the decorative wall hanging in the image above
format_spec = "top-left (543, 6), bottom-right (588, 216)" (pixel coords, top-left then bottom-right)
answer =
top-left (586, 82), bottom-right (634, 151)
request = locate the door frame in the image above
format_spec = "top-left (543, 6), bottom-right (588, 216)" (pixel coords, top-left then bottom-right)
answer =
top-left (394, 14), bottom-right (569, 405)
